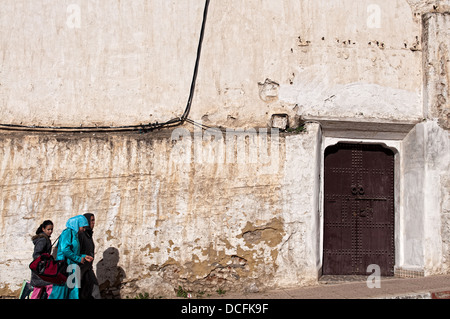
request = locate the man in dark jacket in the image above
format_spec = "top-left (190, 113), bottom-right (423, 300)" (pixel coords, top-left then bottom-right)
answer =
top-left (78, 213), bottom-right (100, 299)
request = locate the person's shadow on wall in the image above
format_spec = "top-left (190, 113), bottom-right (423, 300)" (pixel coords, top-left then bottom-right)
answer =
top-left (96, 247), bottom-right (126, 299)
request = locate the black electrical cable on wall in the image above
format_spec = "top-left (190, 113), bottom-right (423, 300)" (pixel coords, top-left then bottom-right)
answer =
top-left (181, 0), bottom-right (210, 122)
top-left (0, 0), bottom-right (210, 133)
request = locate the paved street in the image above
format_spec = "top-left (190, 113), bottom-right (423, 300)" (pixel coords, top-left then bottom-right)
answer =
top-left (205, 274), bottom-right (450, 299)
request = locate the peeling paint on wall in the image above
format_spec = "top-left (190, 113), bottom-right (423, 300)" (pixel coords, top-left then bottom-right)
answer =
top-left (0, 125), bottom-right (321, 298)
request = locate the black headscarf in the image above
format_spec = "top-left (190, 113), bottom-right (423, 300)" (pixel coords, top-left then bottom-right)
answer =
top-left (83, 213), bottom-right (94, 237)
top-left (79, 213), bottom-right (95, 259)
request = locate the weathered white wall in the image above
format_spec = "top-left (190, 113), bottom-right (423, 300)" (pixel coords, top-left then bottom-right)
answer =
top-left (421, 12), bottom-right (450, 273)
top-left (401, 124), bottom-right (427, 271)
top-left (400, 121), bottom-right (449, 274)
top-left (0, 124), bottom-right (321, 297)
top-left (423, 121), bottom-right (449, 274)
top-left (386, 11), bottom-right (450, 275)
top-left (423, 12), bottom-right (450, 128)
top-left (0, 0), bottom-right (424, 128)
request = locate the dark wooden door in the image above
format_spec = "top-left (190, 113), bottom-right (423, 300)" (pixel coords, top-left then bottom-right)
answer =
top-left (323, 143), bottom-right (395, 276)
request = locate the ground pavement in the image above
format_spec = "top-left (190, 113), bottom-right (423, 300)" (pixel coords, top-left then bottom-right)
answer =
top-left (205, 274), bottom-right (450, 299)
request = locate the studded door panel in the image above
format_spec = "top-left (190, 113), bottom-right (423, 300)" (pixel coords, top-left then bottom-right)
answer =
top-left (323, 143), bottom-right (395, 276)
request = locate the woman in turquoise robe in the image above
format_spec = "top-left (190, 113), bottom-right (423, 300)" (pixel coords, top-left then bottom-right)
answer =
top-left (48, 215), bottom-right (93, 299)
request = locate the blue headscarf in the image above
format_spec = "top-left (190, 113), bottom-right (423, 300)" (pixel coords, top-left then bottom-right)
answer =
top-left (66, 215), bottom-right (89, 232)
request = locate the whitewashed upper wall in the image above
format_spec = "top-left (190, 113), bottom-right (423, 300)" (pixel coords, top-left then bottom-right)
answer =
top-left (0, 0), bottom-right (425, 128)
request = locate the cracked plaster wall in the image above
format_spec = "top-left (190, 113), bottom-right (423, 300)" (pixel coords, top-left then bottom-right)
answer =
top-left (421, 12), bottom-right (450, 274)
top-left (0, 124), bottom-right (321, 298)
top-left (0, 0), bottom-right (430, 128)
top-left (423, 12), bottom-right (450, 128)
